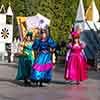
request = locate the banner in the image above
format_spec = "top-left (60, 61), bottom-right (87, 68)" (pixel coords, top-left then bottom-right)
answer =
top-left (16, 16), bottom-right (27, 41)
top-left (17, 14), bottom-right (51, 41)
top-left (36, 13), bottom-right (50, 25)
top-left (26, 13), bottom-right (51, 30)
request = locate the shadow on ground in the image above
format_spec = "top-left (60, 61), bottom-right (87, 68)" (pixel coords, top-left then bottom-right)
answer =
top-left (0, 78), bottom-right (71, 87)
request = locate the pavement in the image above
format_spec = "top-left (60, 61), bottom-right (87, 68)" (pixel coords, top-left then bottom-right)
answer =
top-left (0, 63), bottom-right (100, 100)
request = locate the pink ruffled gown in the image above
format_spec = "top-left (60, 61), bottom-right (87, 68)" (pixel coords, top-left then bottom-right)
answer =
top-left (64, 43), bottom-right (88, 81)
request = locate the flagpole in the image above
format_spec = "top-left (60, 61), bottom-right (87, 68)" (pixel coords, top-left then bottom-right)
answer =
top-left (18, 18), bottom-right (23, 41)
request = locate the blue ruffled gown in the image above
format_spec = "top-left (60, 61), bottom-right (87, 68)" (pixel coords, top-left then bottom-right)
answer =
top-left (30, 37), bottom-right (56, 82)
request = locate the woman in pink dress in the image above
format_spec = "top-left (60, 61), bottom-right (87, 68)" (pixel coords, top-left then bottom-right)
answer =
top-left (64, 31), bottom-right (88, 85)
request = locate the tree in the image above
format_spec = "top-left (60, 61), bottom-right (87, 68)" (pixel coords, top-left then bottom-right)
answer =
top-left (0, 0), bottom-right (100, 43)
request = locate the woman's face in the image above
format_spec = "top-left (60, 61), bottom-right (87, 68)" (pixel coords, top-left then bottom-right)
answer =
top-left (74, 38), bottom-right (79, 43)
top-left (35, 29), bottom-right (39, 34)
top-left (42, 32), bottom-right (47, 39)
top-left (27, 36), bottom-right (31, 41)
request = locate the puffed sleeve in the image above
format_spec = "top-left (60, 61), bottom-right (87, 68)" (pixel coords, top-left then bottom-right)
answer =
top-left (81, 49), bottom-right (87, 61)
top-left (66, 49), bottom-right (71, 61)
top-left (32, 39), bottom-right (40, 50)
top-left (80, 41), bottom-right (86, 49)
top-left (67, 43), bottom-right (72, 49)
top-left (48, 37), bottom-right (56, 48)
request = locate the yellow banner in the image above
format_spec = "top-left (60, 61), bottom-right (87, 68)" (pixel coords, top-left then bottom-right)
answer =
top-left (16, 16), bottom-right (27, 40)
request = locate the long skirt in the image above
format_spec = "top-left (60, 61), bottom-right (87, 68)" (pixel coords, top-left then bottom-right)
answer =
top-left (64, 53), bottom-right (88, 81)
top-left (30, 51), bottom-right (53, 82)
top-left (16, 55), bottom-right (33, 80)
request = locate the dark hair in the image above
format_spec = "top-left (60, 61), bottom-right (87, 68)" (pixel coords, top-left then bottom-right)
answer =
top-left (26, 34), bottom-right (32, 40)
top-left (40, 29), bottom-right (48, 34)
top-left (72, 38), bottom-right (80, 46)
top-left (71, 27), bottom-right (74, 32)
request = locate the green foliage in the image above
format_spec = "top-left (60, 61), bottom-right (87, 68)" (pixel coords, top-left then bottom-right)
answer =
top-left (0, 0), bottom-right (100, 43)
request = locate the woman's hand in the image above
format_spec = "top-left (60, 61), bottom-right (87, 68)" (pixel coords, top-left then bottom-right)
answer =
top-left (50, 48), bottom-right (55, 53)
top-left (80, 42), bottom-right (86, 49)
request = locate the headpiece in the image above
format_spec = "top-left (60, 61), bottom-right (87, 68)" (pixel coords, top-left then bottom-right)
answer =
top-left (27, 31), bottom-right (33, 35)
top-left (39, 29), bottom-right (48, 35)
top-left (71, 31), bottom-right (80, 38)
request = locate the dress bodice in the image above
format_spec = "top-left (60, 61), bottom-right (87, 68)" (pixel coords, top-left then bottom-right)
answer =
top-left (32, 37), bottom-right (56, 51)
top-left (71, 45), bottom-right (82, 54)
top-left (67, 42), bottom-right (86, 54)
top-left (24, 42), bottom-right (33, 53)
top-left (39, 39), bottom-right (49, 51)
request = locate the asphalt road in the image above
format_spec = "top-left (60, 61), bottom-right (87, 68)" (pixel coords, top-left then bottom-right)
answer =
top-left (0, 63), bottom-right (100, 100)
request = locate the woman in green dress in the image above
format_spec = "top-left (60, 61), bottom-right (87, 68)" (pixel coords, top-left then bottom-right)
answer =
top-left (16, 32), bottom-right (35, 85)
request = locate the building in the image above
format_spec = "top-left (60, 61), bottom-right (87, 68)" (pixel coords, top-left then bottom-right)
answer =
top-left (74, 0), bottom-right (100, 62)
top-left (0, 4), bottom-right (13, 62)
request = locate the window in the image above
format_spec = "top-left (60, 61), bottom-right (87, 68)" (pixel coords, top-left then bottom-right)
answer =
top-left (6, 15), bottom-right (12, 24)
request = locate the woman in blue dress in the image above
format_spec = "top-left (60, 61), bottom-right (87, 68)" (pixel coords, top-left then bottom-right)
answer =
top-left (16, 32), bottom-right (35, 85)
top-left (30, 29), bottom-right (56, 87)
